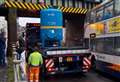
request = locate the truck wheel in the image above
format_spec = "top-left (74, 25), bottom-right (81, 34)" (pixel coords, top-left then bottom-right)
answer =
top-left (91, 56), bottom-right (96, 70)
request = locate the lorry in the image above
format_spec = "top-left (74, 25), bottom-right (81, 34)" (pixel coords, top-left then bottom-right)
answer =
top-left (25, 8), bottom-right (91, 75)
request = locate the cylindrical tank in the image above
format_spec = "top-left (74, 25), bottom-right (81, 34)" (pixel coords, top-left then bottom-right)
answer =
top-left (40, 8), bottom-right (63, 47)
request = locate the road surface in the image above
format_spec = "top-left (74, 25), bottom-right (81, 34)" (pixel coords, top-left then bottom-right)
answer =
top-left (43, 71), bottom-right (118, 82)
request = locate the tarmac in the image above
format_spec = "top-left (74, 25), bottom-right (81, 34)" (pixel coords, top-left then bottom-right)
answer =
top-left (0, 65), bottom-right (7, 82)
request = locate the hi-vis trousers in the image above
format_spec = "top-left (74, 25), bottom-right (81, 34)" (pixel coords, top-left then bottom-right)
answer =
top-left (29, 66), bottom-right (40, 82)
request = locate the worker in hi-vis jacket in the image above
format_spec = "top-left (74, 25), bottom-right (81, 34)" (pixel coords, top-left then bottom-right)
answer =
top-left (28, 43), bottom-right (43, 82)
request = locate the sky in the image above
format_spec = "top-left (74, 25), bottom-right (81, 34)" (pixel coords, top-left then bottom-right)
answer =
top-left (18, 17), bottom-right (40, 27)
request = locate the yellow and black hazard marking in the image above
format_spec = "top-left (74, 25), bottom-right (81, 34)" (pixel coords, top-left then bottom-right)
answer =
top-left (58, 6), bottom-right (88, 14)
top-left (5, 1), bottom-right (49, 10)
top-left (4, 1), bottom-right (87, 14)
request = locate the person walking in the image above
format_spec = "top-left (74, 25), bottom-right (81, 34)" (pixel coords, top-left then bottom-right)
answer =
top-left (20, 50), bottom-right (27, 80)
top-left (28, 44), bottom-right (43, 82)
top-left (0, 32), bottom-right (6, 66)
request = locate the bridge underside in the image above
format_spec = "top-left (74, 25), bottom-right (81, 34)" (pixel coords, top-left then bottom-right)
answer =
top-left (0, 1), bottom-right (87, 56)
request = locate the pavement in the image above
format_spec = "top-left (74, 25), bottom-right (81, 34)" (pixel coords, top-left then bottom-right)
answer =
top-left (0, 66), bottom-right (7, 82)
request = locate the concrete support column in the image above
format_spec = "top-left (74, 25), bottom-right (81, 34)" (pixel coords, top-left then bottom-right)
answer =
top-left (7, 8), bottom-right (17, 56)
top-left (7, 8), bottom-right (17, 82)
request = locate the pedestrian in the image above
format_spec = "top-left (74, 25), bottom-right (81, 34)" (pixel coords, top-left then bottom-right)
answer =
top-left (28, 43), bottom-right (43, 82)
top-left (19, 49), bottom-right (27, 80)
top-left (0, 32), bottom-right (6, 66)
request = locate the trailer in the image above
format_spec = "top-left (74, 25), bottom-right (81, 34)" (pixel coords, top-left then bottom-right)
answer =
top-left (25, 8), bottom-right (91, 75)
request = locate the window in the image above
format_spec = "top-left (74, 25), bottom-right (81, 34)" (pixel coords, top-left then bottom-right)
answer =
top-left (25, 0), bottom-right (31, 3)
top-left (84, 2), bottom-right (87, 9)
top-left (85, 13), bottom-right (89, 24)
top-left (103, 1), bottom-right (113, 19)
top-left (45, 0), bottom-right (51, 5)
top-left (95, 38), bottom-right (104, 53)
top-left (114, 37), bottom-right (120, 55)
top-left (92, 4), bottom-right (96, 8)
top-left (90, 11), bottom-right (96, 23)
top-left (84, 38), bottom-right (89, 49)
top-left (38, 0), bottom-right (44, 4)
top-left (65, 0), bottom-right (68, 7)
top-left (94, 0), bottom-right (101, 2)
top-left (88, 3), bottom-right (92, 9)
top-left (75, 0), bottom-right (78, 8)
top-left (96, 7), bottom-right (103, 21)
top-left (58, 0), bottom-right (62, 6)
top-left (104, 37), bottom-right (114, 54)
top-left (68, 0), bottom-right (73, 7)
top-left (31, 0), bottom-right (37, 3)
top-left (82, 2), bottom-right (85, 8)
top-left (62, 0), bottom-right (65, 6)
top-left (90, 39), bottom-right (96, 51)
top-left (91, 36), bottom-right (120, 55)
top-left (115, 0), bottom-right (120, 15)
top-left (91, 4), bottom-right (94, 9)
top-left (86, 3), bottom-right (90, 9)
top-left (75, 0), bottom-right (82, 8)
top-left (94, 38), bottom-right (114, 54)
top-left (53, 0), bottom-right (57, 6)
top-left (78, 1), bottom-right (82, 8)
